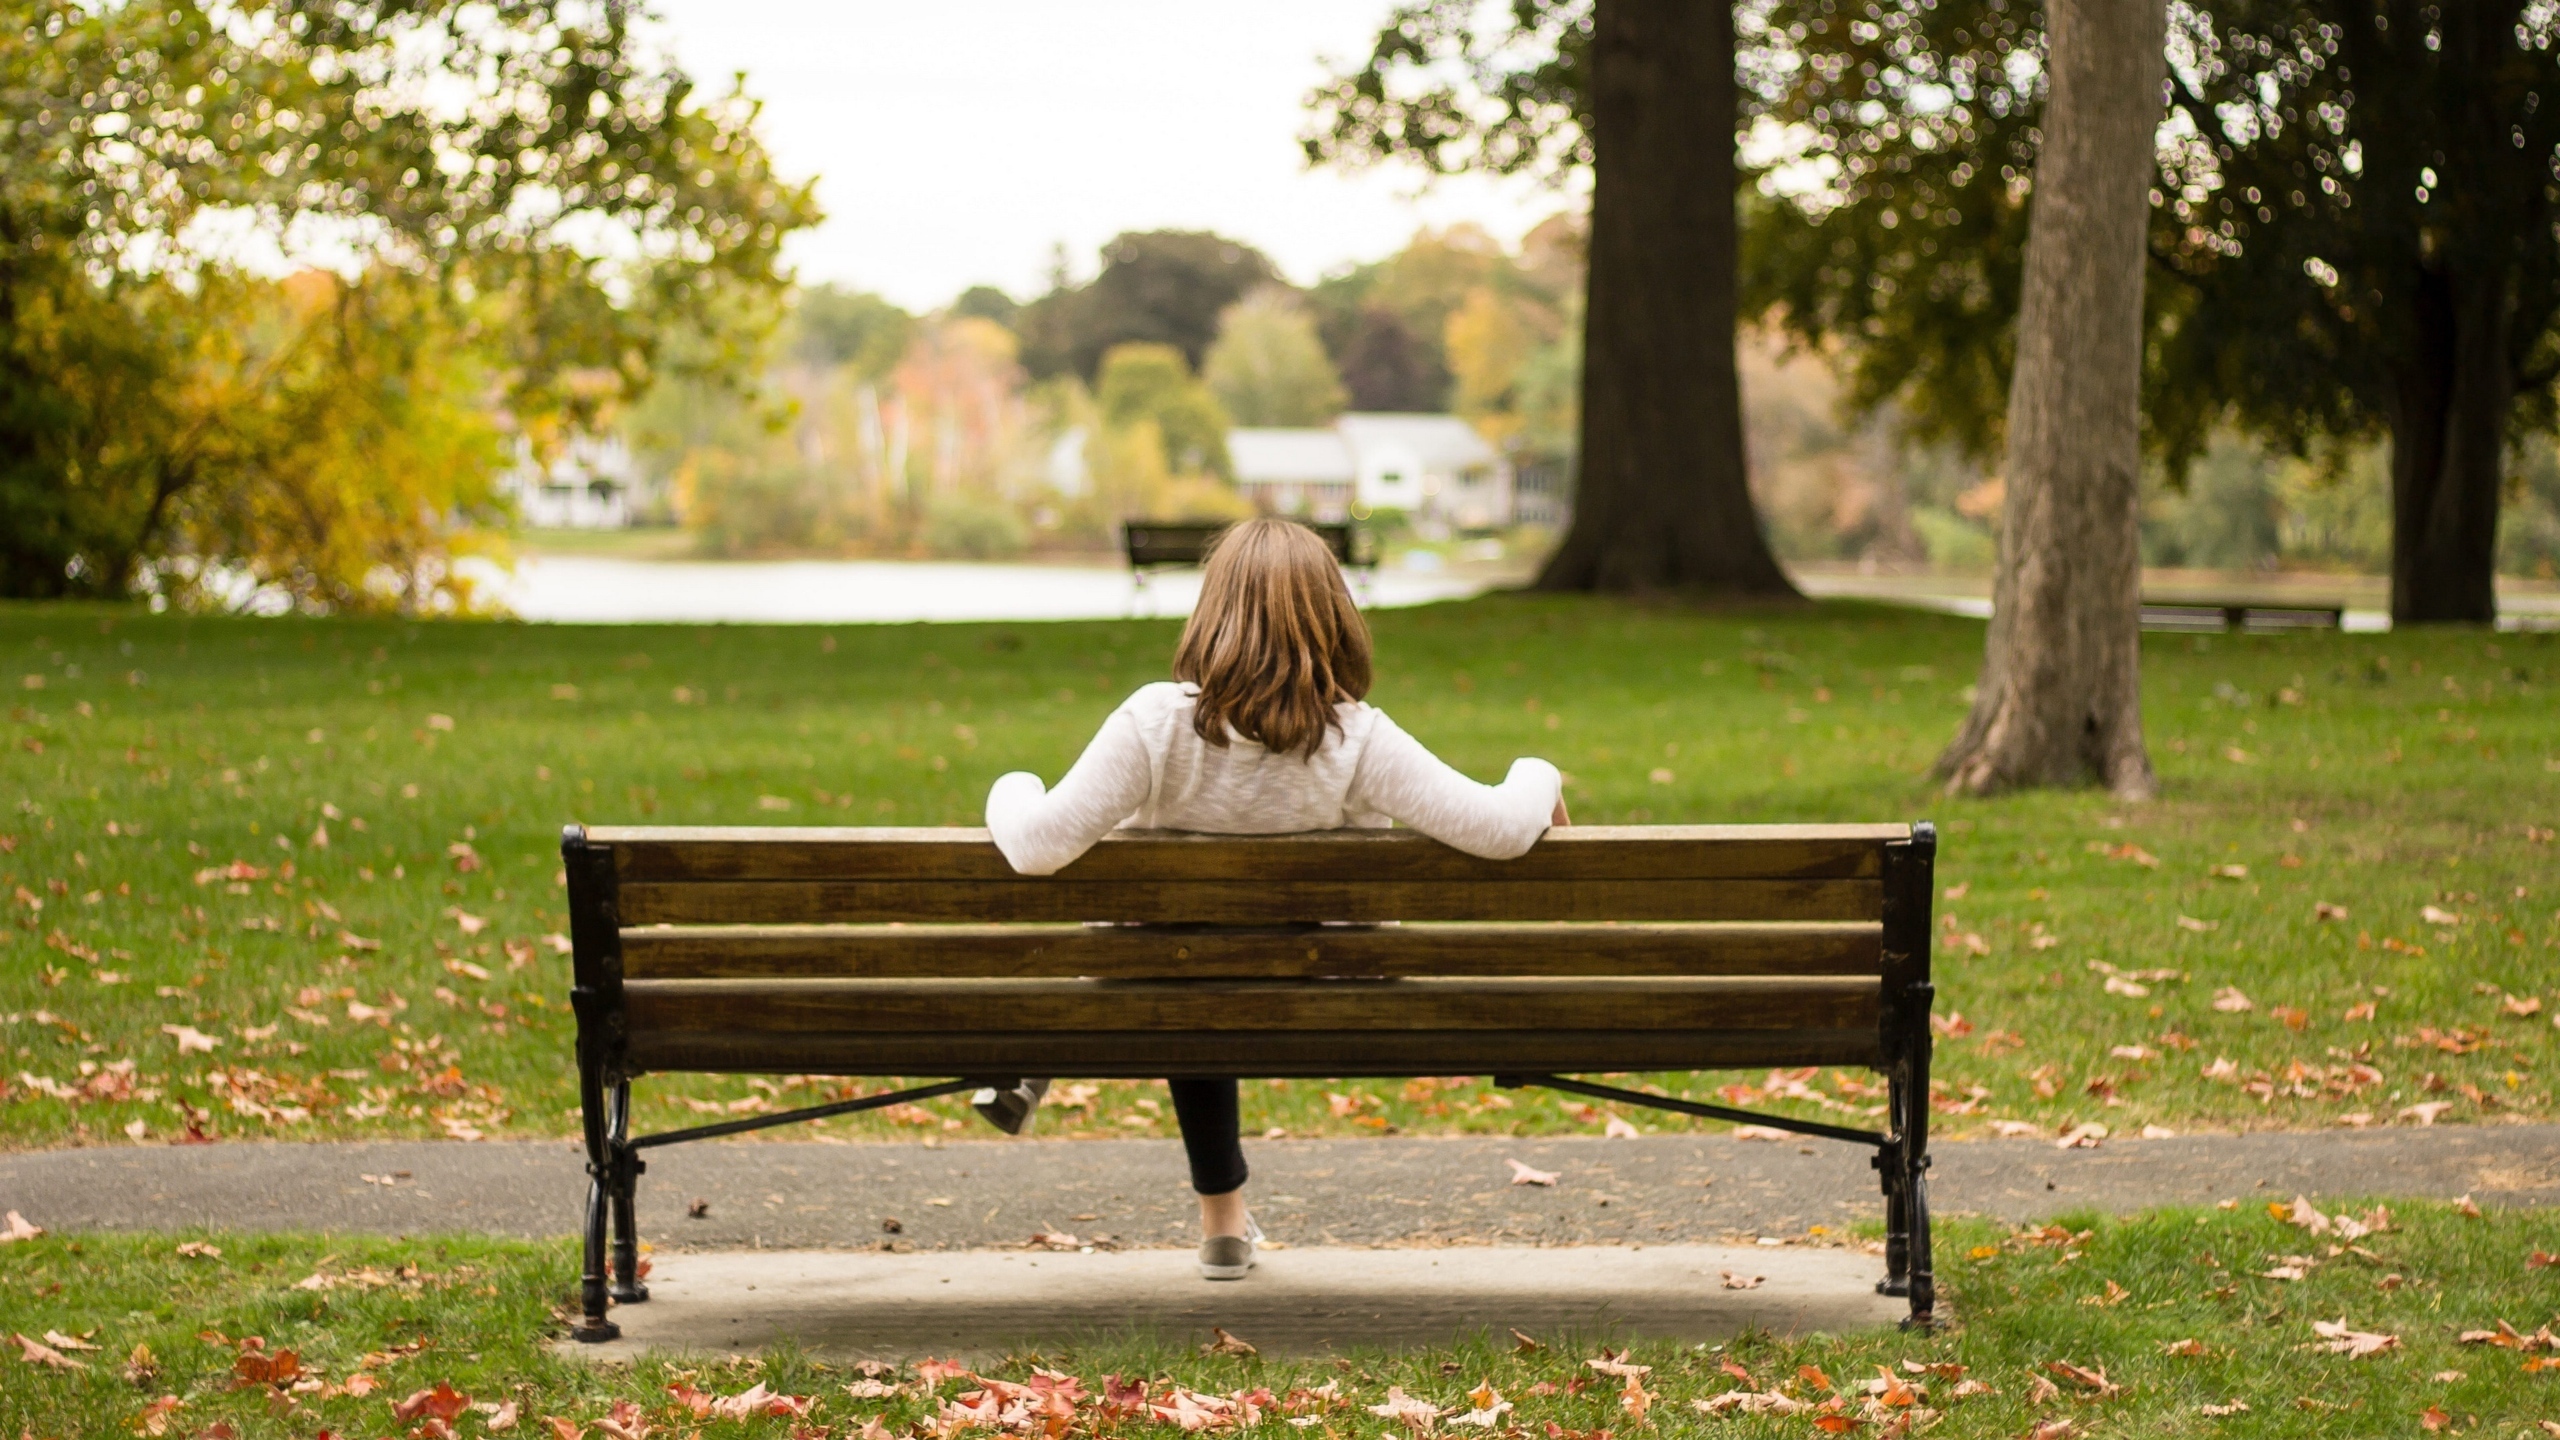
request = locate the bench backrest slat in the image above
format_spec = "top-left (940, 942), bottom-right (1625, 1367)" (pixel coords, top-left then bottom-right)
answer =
top-left (620, 920), bottom-right (1885, 980)
top-left (615, 876), bottom-right (1880, 926)
top-left (592, 825), bottom-right (1900, 884)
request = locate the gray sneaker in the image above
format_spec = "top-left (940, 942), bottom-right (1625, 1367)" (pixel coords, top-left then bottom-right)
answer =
top-left (1197, 1214), bottom-right (1264, 1281)
top-left (970, 1078), bottom-right (1050, 1135)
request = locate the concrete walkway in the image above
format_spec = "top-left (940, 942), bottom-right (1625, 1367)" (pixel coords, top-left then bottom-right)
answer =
top-left (6, 1126), bottom-right (2553, 1250)
top-left (576, 1244), bottom-right (1905, 1360)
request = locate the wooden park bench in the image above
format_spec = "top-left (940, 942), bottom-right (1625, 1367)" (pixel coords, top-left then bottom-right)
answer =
top-left (559, 820), bottom-right (1943, 1338)
top-left (2138, 597), bottom-right (2345, 633)
top-left (1123, 521), bottom-right (1373, 610)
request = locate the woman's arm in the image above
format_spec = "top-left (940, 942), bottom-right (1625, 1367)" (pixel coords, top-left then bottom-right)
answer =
top-left (984, 707), bottom-right (1154, 875)
top-left (1347, 714), bottom-right (1563, 860)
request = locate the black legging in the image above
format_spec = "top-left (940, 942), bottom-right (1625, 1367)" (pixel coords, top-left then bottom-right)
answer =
top-left (1168, 1078), bottom-right (1247, 1195)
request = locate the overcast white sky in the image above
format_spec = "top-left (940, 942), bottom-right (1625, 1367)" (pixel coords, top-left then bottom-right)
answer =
top-left (645, 0), bottom-right (1585, 311)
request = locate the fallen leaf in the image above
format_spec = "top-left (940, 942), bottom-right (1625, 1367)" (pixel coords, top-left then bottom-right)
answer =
top-left (135, 1394), bottom-right (184, 1436)
top-left (2400, 1101), bottom-right (2454, 1126)
top-left (2210, 985), bottom-right (2251, 1011)
top-left (2420, 1405), bottom-right (2452, 1431)
top-left (2055, 1123), bottom-right (2108, 1150)
top-left (1510, 1328), bottom-right (1544, 1354)
top-left (2314, 902), bottom-right (2348, 921)
top-left (2181, 916), bottom-right (2222, 934)
top-left (1694, 1391), bottom-right (1803, 1416)
top-left (12, 1332), bottom-right (85, 1369)
top-left (393, 1382), bottom-right (471, 1423)
top-left (0, 1210), bottom-right (42, 1243)
top-left (2162, 1338), bottom-right (2207, 1357)
top-left (2027, 1422), bottom-right (2077, 1440)
top-left (2421, 904), bottom-right (2464, 926)
top-left (2453, 1193), bottom-right (2483, 1218)
top-left (1602, 1115), bottom-right (1640, 1139)
top-left (175, 1241), bottom-right (221, 1259)
top-left (1506, 1159), bottom-right (1558, 1186)
top-left (2199, 1400), bottom-right (2250, 1416)
top-left (2503, 994), bottom-right (2544, 1018)
top-left (1366, 1387), bottom-right (1442, 1430)
top-left (1202, 1328), bottom-right (1257, 1357)
top-left (1719, 1271), bottom-right (1764, 1289)
top-left (2212, 863), bottom-right (2248, 880)
top-left (160, 1024), bottom-right (220, 1054)
top-left (2310, 1317), bottom-right (2400, 1358)
top-left (2045, 1361), bottom-right (2120, 1397)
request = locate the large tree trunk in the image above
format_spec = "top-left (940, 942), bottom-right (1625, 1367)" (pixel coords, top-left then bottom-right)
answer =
top-left (1936, 0), bottom-right (2163, 799)
top-left (2388, 262), bottom-right (2509, 624)
top-left (1533, 0), bottom-right (1796, 596)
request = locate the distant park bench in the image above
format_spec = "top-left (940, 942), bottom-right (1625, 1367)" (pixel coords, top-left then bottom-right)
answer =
top-left (1123, 521), bottom-right (1372, 608)
top-left (559, 819), bottom-right (1946, 1336)
top-left (2138, 598), bottom-right (2346, 633)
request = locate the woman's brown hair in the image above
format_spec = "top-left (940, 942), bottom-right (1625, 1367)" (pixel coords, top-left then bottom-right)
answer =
top-left (1172, 518), bottom-right (1373, 759)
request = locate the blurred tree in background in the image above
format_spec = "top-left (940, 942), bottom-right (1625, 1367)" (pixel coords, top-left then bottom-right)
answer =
top-left (0, 0), bottom-right (814, 609)
top-left (1310, 0), bottom-right (1798, 595)
top-left (1018, 231), bottom-right (1282, 382)
top-left (1203, 289), bottom-right (1348, 427)
top-left (1097, 344), bottom-right (1234, 481)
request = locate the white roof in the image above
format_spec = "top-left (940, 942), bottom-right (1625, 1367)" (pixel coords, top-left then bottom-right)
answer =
top-left (1333, 413), bottom-right (1498, 469)
top-left (1230, 428), bottom-right (1355, 484)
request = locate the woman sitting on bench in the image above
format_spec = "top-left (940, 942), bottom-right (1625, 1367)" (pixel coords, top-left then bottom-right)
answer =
top-left (983, 517), bottom-right (1567, 1280)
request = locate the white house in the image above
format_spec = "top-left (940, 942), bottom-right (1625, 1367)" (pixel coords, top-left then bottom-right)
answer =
top-left (501, 434), bottom-right (638, 529)
top-left (1228, 413), bottom-right (1513, 531)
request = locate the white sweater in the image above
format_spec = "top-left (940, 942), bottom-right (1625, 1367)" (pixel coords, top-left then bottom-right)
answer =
top-left (985, 681), bottom-right (1563, 875)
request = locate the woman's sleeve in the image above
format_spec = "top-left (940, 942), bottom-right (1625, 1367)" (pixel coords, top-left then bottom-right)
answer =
top-left (1346, 713), bottom-right (1561, 860)
top-left (984, 706), bottom-right (1155, 875)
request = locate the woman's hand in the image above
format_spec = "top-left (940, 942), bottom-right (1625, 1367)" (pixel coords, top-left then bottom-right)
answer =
top-left (1550, 797), bottom-right (1571, 828)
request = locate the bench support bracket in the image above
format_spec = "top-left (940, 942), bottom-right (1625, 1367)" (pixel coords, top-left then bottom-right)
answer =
top-left (1493, 1073), bottom-right (1886, 1148)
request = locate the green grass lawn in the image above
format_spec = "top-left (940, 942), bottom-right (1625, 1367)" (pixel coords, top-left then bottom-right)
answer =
top-left (4, 1200), bottom-right (2556, 1438)
top-left (3, 596), bottom-right (2556, 1149)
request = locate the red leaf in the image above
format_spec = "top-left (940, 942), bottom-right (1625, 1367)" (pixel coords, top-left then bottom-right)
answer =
top-left (392, 1382), bottom-right (470, 1423)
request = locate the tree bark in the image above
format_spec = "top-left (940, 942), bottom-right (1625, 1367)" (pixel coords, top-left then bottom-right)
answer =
top-left (2388, 262), bottom-right (2509, 625)
top-left (1532, 0), bottom-right (1797, 597)
top-left (1936, 0), bottom-right (2163, 799)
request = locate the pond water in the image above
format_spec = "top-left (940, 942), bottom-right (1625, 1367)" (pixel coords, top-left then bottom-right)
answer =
top-left (463, 555), bottom-right (1493, 625)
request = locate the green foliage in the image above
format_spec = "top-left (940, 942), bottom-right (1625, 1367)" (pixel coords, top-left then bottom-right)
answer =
top-left (1202, 290), bottom-right (1348, 427)
top-left (920, 492), bottom-right (1030, 559)
top-left (1303, 0), bottom-right (1592, 177)
top-left (1018, 231), bottom-right (1282, 382)
top-left (950, 285), bottom-right (1021, 330)
top-left (1096, 344), bottom-right (1232, 479)
top-left (787, 285), bottom-right (913, 377)
top-left (0, 0), bottom-right (817, 604)
top-left (2147, 2), bottom-right (2560, 465)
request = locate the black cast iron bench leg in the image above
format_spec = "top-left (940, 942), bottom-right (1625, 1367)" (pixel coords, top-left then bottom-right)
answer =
top-left (608, 1080), bottom-right (649, 1305)
top-left (570, 1041), bottom-right (620, 1342)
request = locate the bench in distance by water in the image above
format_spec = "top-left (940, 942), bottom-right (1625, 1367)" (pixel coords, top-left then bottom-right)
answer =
top-left (559, 821), bottom-right (1944, 1336)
